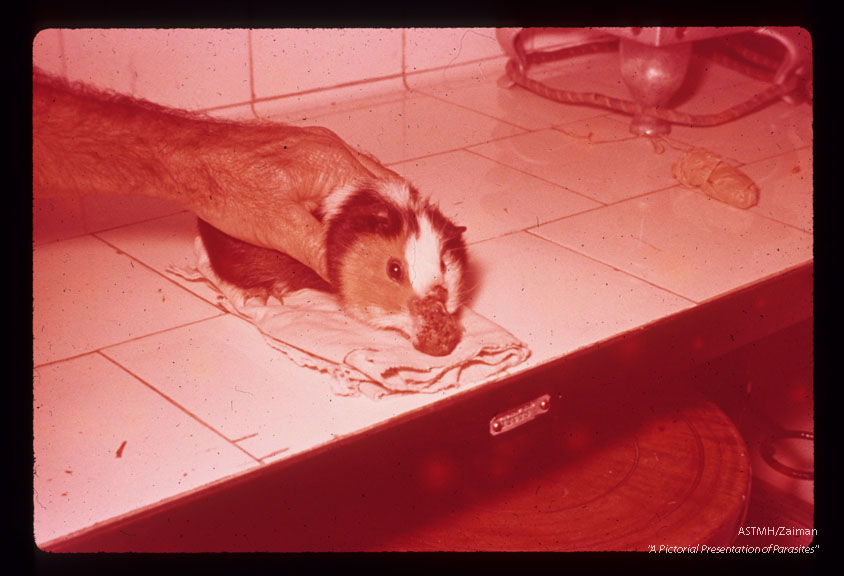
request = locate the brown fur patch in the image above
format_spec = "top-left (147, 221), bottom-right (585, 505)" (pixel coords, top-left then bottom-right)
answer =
top-left (340, 233), bottom-right (414, 314)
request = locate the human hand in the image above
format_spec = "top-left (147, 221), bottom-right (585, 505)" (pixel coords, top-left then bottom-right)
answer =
top-left (33, 69), bottom-right (397, 281)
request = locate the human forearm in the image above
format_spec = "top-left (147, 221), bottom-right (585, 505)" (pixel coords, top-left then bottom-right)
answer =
top-left (31, 69), bottom-right (405, 281)
top-left (32, 69), bottom-right (329, 276)
top-left (34, 69), bottom-right (202, 200)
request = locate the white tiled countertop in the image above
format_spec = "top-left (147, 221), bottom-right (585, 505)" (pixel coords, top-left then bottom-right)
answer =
top-left (32, 50), bottom-right (813, 547)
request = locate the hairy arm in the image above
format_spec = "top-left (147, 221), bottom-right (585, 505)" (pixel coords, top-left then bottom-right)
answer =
top-left (33, 68), bottom-right (396, 281)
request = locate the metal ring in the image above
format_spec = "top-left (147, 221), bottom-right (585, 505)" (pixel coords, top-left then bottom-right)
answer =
top-left (760, 430), bottom-right (814, 480)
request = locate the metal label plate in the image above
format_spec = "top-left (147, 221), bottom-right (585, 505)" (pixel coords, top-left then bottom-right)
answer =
top-left (489, 394), bottom-right (551, 436)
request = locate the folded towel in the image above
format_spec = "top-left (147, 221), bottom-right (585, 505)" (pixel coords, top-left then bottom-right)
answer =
top-left (168, 237), bottom-right (531, 399)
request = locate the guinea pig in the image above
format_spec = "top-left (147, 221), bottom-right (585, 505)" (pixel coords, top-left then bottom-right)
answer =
top-left (198, 176), bottom-right (468, 356)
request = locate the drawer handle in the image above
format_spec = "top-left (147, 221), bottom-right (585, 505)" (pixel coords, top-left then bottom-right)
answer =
top-left (489, 394), bottom-right (551, 436)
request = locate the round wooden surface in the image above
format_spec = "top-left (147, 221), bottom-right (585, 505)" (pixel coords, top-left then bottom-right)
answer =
top-left (385, 394), bottom-right (751, 551)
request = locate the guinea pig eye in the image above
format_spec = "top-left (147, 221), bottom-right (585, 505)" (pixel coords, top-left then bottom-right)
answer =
top-left (387, 258), bottom-right (403, 282)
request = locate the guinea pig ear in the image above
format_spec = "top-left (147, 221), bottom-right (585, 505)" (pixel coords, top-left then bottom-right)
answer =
top-left (339, 188), bottom-right (404, 236)
top-left (422, 203), bottom-right (464, 237)
top-left (441, 217), bottom-right (467, 240)
top-left (370, 205), bottom-right (396, 231)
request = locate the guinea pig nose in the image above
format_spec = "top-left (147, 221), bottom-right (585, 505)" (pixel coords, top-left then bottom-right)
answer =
top-left (428, 284), bottom-right (448, 304)
top-left (410, 290), bottom-right (462, 356)
top-left (410, 285), bottom-right (448, 314)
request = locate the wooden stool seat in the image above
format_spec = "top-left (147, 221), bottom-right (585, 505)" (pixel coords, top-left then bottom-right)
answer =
top-left (384, 394), bottom-right (750, 551)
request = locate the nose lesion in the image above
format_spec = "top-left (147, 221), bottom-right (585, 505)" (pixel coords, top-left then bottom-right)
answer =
top-left (410, 285), bottom-right (462, 356)
top-left (410, 284), bottom-right (448, 314)
top-left (427, 284), bottom-right (448, 305)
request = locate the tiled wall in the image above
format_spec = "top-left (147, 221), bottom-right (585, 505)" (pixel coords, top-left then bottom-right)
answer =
top-left (32, 28), bottom-right (507, 112)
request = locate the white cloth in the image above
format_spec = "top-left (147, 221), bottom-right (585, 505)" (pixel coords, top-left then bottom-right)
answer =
top-left (168, 237), bottom-right (531, 399)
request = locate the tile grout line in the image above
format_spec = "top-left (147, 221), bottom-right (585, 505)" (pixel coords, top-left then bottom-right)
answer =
top-left (91, 229), bottom-right (230, 311)
top-left (32, 311), bottom-right (233, 372)
top-left (254, 90), bottom-right (412, 124)
top-left (231, 432), bottom-right (259, 443)
top-left (33, 208), bottom-right (190, 249)
top-left (33, 233), bottom-right (230, 369)
top-left (519, 228), bottom-right (700, 306)
top-left (199, 52), bottom-right (507, 116)
top-left (407, 85), bottom-right (539, 134)
top-left (522, 220), bottom-right (811, 306)
top-left (382, 130), bottom-right (530, 170)
top-left (197, 72), bottom-right (409, 116)
top-left (95, 350), bottom-right (264, 465)
top-left (463, 131), bottom-right (813, 238)
top-left (460, 146), bottom-right (612, 207)
top-left (259, 447), bottom-right (291, 462)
